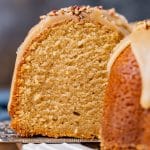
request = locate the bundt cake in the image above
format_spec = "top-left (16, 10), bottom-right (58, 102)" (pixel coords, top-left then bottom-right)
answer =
top-left (101, 21), bottom-right (150, 149)
top-left (8, 6), bottom-right (130, 138)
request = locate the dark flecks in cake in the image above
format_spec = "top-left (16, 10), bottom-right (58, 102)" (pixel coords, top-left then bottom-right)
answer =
top-left (145, 20), bottom-right (150, 29)
top-left (137, 20), bottom-right (150, 30)
top-left (73, 111), bottom-right (80, 116)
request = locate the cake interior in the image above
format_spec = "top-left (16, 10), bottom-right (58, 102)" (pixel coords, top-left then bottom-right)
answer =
top-left (11, 20), bottom-right (123, 138)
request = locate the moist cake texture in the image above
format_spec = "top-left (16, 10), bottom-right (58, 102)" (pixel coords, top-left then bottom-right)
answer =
top-left (8, 6), bottom-right (130, 138)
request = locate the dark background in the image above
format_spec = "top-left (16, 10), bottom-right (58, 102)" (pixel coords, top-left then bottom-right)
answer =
top-left (0, 0), bottom-right (150, 120)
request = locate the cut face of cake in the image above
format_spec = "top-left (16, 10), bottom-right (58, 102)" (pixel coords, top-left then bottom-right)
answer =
top-left (102, 21), bottom-right (150, 149)
top-left (8, 6), bottom-right (130, 138)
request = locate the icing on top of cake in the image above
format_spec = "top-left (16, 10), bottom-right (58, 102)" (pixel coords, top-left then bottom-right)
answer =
top-left (108, 20), bottom-right (150, 109)
top-left (39, 6), bottom-right (130, 36)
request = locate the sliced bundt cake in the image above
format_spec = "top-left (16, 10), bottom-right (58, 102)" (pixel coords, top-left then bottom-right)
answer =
top-left (8, 6), bottom-right (130, 138)
top-left (102, 21), bottom-right (150, 149)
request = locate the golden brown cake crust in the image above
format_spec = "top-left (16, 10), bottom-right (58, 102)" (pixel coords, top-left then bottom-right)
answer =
top-left (108, 20), bottom-right (150, 109)
top-left (102, 46), bottom-right (150, 149)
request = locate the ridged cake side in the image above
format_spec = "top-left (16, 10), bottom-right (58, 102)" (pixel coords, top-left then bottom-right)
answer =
top-left (102, 46), bottom-right (150, 149)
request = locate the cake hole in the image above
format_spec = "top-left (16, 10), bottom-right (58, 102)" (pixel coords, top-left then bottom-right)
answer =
top-left (98, 59), bottom-right (102, 63)
top-left (73, 55), bottom-right (78, 59)
top-left (73, 111), bottom-right (80, 116)
top-left (125, 103), bottom-right (134, 106)
top-left (52, 116), bottom-right (58, 121)
top-left (75, 121), bottom-right (79, 125)
top-left (90, 134), bottom-right (97, 138)
top-left (88, 77), bottom-right (93, 81)
top-left (61, 121), bottom-right (64, 125)
top-left (128, 120), bottom-right (132, 125)
top-left (125, 115), bottom-right (129, 119)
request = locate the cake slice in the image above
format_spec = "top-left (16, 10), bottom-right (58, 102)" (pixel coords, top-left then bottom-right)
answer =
top-left (8, 6), bottom-right (130, 138)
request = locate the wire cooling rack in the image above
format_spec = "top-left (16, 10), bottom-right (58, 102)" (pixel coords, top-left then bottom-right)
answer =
top-left (0, 121), bottom-right (100, 144)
